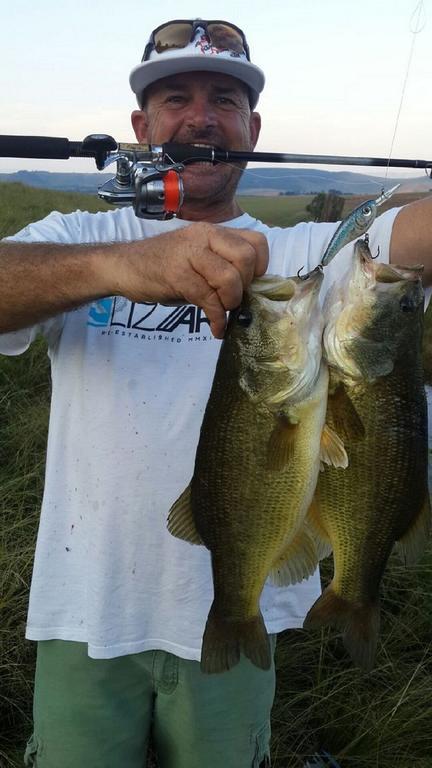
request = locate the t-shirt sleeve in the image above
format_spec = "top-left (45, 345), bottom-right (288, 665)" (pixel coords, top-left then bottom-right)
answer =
top-left (0, 210), bottom-right (83, 356)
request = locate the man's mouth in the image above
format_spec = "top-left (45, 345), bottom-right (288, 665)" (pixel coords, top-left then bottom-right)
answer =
top-left (188, 144), bottom-right (214, 166)
top-left (173, 141), bottom-right (224, 166)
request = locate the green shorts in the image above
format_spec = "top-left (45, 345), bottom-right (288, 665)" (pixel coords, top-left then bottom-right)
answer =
top-left (24, 637), bottom-right (276, 768)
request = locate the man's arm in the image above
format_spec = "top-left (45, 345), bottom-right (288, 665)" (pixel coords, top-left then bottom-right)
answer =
top-left (0, 223), bottom-right (269, 339)
top-left (389, 196), bottom-right (432, 285)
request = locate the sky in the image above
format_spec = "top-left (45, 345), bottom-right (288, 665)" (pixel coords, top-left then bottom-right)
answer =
top-left (1, 0), bottom-right (431, 187)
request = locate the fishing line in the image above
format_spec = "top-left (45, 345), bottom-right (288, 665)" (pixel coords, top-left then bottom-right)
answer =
top-left (384, 0), bottom-right (426, 184)
top-left (179, 152), bottom-right (403, 190)
top-left (198, 157), bottom-right (407, 193)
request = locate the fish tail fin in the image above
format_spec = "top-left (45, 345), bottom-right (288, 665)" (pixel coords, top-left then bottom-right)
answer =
top-left (201, 604), bottom-right (271, 674)
top-left (304, 586), bottom-right (380, 671)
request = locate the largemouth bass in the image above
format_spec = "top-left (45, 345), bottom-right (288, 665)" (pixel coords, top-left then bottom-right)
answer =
top-left (304, 239), bottom-right (430, 670)
top-left (168, 269), bottom-right (345, 674)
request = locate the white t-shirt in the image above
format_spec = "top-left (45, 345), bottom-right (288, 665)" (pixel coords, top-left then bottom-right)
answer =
top-left (0, 205), bottom-right (399, 660)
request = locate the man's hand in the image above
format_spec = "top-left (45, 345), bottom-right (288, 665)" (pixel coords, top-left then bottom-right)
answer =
top-left (111, 223), bottom-right (269, 338)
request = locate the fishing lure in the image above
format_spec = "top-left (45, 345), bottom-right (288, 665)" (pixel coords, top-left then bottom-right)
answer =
top-left (320, 183), bottom-right (400, 267)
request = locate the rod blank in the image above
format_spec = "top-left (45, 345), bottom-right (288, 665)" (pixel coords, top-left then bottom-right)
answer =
top-left (1, 135), bottom-right (431, 173)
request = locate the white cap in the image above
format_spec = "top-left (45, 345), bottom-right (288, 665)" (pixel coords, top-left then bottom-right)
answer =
top-left (129, 26), bottom-right (265, 109)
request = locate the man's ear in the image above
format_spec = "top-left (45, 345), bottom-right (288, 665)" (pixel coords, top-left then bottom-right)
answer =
top-left (131, 110), bottom-right (149, 143)
top-left (250, 111), bottom-right (261, 149)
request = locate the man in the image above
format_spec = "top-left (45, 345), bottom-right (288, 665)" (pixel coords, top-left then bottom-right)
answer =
top-left (0, 18), bottom-right (431, 768)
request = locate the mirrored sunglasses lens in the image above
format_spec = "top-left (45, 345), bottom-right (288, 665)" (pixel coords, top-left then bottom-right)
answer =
top-left (154, 23), bottom-right (193, 52)
top-left (207, 23), bottom-right (245, 54)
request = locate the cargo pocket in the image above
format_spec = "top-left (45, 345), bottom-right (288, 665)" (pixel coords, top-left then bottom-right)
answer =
top-left (24, 733), bottom-right (42, 767)
top-left (251, 721), bottom-right (271, 767)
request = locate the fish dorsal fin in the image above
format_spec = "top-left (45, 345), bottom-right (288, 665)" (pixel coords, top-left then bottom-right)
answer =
top-left (395, 493), bottom-right (431, 565)
top-left (320, 424), bottom-right (348, 469)
top-left (267, 412), bottom-right (299, 471)
top-left (167, 484), bottom-right (204, 545)
top-left (328, 383), bottom-right (365, 442)
top-left (269, 526), bottom-right (319, 586)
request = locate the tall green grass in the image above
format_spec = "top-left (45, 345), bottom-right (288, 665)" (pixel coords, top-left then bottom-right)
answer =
top-left (1, 183), bottom-right (431, 767)
top-left (0, 182), bottom-right (111, 238)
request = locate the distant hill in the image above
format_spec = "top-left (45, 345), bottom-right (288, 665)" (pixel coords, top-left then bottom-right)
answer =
top-left (1, 168), bottom-right (431, 196)
top-left (0, 170), bottom-right (109, 194)
top-left (237, 167), bottom-right (432, 195)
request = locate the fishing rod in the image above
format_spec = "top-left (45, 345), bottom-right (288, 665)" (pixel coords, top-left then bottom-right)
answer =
top-left (1, 133), bottom-right (431, 220)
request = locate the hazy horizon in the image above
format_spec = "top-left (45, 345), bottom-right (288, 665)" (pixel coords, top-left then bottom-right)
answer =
top-left (1, 0), bottom-right (430, 184)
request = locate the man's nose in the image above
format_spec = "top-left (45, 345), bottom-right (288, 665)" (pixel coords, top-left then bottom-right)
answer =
top-left (185, 97), bottom-right (217, 130)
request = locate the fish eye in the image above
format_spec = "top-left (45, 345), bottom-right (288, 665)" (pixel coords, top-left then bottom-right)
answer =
top-left (362, 205), bottom-right (372, 216)
top-left (236, 309), bottom-right (253, 327)
top-left (399, 296), bottom-right (416, 313)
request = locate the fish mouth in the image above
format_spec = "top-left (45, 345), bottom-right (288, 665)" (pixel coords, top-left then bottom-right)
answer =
top-left (251, 268), bottom-right (323, 302)
top-left (294, 265), bottom-right (324, 293)
top-left (354, 239), bottom-right (424, 284)
top-left (250, 275), bottom-right (296, 301)
top-left (249, 272), bottom-right (323, 329)
top-left (376, 263), bottom-right (424, 282)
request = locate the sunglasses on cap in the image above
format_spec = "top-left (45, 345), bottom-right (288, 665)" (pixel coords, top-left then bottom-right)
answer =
top-left (142, 19), bottom-right (251, 62)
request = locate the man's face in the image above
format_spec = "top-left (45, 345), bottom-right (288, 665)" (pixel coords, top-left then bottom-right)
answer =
top-left (131, 71), bottom-right (261, 213)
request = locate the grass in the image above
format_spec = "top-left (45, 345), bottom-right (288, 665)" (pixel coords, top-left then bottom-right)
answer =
top-left (1, 183), bottom-right (432, 767)
top-left (0, 182), bottom-right (111, 238)
top-left (0, 340), bottom-right (51, 768)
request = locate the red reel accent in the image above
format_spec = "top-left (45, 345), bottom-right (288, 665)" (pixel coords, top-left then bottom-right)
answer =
top-left (163, 170), bottom-right (181, 213)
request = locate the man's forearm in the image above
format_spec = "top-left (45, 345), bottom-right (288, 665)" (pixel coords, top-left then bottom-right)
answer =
top-left (0, 241), bottom-right (114, 333)
top-left (0, 224), bottom-right (269, 339)
top-left (390, 196), bottom-right (432, 285)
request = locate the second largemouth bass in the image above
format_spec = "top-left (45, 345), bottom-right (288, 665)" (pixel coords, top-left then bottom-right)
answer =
top-left (304, 239), bottom-right (430, 670)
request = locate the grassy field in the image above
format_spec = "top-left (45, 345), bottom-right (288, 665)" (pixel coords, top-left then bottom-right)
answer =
top-left (1, 182), bottom-right (432, 768)
top-left (237, 195), bottom-right (316, 227)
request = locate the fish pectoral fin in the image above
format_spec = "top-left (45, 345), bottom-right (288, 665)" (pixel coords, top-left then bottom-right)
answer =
top-left (305, 498), bottom-right (333, 560)
top-left (269, 527), bottom-right (319, 586)
top-left (320, 424), bottom-right (348, 469)
top-left (167, 484), bottom-right (204, 545)
top-left (328, 383), bottom-right (365, 442)
top-left (395, 493), bottom-right (431, 565)
top-left (266, 412), bottom-right (298, 471)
